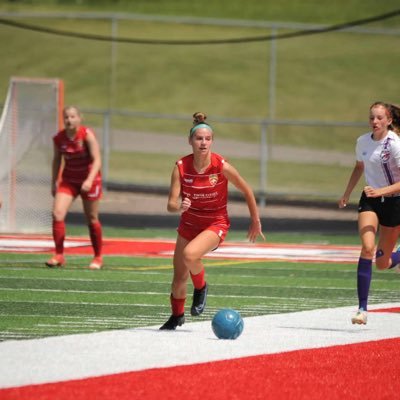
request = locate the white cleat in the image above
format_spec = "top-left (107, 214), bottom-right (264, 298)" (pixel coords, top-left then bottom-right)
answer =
top-left (351, 309), bottom-right (368, 325)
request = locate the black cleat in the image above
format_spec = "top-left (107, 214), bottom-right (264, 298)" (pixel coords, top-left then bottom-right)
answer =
top-left (190, 283), bottom-right (208, 316)
top-left (159, 314), bottom-right (185, 330)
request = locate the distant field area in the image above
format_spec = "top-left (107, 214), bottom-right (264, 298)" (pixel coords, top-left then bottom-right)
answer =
top-left (0, 1), bottom-right (398, 199)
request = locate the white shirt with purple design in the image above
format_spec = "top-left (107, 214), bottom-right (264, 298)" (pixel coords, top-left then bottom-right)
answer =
top-left (356, 130), bottom-right (400, 191)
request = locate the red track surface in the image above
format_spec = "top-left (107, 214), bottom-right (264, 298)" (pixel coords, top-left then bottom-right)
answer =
top-left (2, 338), bottom-right (399, 400)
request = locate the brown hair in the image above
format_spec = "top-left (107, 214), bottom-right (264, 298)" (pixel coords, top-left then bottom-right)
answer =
top-left (193, 112), bottom-right (207, 125)
top-left (369, 101), bottom-right (392, 118)
top-left (189, 112), bottom-right (212, 137)
top-left (390, 104), bottom-right (400, 134)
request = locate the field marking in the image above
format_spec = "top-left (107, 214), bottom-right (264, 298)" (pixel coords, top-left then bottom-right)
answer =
top-left (0, 236), bottom-right (361, 263)
top-left (0, 303), bottom-right (399, 389)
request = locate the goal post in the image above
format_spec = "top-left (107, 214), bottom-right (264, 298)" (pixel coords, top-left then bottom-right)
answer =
top-left (0, 77), bottom-right (64, 233)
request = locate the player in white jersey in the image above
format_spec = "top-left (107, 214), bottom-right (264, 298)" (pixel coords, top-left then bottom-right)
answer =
top-left (339, 102), bottom-right (400, 325)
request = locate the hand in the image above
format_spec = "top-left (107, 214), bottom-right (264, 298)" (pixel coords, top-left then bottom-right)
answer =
top-left (364, 186), bottom-right (380, 198)
top-left (81, 179), bottom-right (93, 193)
top-left (338, 196), bottom-right (348, 209)
top-left (247, 219), bottom-right (265, 243)
top-left (180, 197), bottom-right (191, 212)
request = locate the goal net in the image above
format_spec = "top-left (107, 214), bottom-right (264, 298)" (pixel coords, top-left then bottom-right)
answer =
top-left (0, 77), bottom-right (64, 233)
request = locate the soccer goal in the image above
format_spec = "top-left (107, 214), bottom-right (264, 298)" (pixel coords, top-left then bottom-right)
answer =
top-left (0, 77), bottom-right (64, 234)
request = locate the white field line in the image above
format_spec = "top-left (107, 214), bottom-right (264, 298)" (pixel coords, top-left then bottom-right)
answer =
top-left (0, 303), bottom-right (399, 389)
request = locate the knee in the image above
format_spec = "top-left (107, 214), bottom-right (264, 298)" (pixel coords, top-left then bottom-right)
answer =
top-left (52, 209), bottom-right (65, 222)
top-left (361, 245), bottom-right (375, 260)
top-left (87, 217), bottom-right (99, 225)
top-left (182, 247), bottom-right (199, 265)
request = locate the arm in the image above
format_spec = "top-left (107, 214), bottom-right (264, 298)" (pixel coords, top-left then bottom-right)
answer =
top-left (223, 161), bottom-right (265, 242)
top-left (81, 129), bottom-right (102, 193)
top-left (338, 161), bottom-right (364, 208)
top-left (51, 142), bottom-right (62, 197)
top-left (167, 165), bottom-right (190, 213)
top-left (364, 181), bottom-right (400, 198)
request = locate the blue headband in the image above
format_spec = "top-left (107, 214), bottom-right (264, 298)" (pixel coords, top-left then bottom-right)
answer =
top-left (189, 123), bottom-right (213, 137)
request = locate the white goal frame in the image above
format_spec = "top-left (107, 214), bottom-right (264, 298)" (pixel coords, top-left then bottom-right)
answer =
top-left (0, 77), bottom-right (64, 233)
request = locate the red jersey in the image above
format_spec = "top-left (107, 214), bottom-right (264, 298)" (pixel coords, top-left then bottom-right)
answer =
top-left (177, 153), bottom-right (229, 221)
top-left (53, 126), bottom-right (101, 185)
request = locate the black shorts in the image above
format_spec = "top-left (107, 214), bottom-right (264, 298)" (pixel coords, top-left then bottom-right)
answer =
top-left (358, 192), bottom-right (400, 227)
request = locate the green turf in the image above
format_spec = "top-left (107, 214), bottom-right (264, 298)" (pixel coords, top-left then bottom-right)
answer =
top-left (0, 227), bottom-right (399, 342)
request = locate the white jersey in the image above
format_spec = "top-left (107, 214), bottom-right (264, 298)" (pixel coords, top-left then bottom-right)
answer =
top-left (356, 130), bottom-right (400, 190)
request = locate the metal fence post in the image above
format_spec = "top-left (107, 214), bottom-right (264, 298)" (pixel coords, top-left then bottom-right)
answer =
top-left (102, 111), bottom-right (110, 191)
top-left (259, 123), bottom-right (268, 207)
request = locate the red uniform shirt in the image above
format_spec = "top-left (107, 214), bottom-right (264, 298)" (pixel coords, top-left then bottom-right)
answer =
top-left (177, 153), bottom-right (229, 228)
top-left (53, 126), bottom-right (101, 185)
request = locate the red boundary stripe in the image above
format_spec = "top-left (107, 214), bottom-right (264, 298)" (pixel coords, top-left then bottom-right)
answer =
top-left (369, 307), bottom-right (400, 313)
top-left (2, 337), bottom-right (399, 400)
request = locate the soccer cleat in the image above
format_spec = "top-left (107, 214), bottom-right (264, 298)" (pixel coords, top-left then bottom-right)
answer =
top-left (45, 254), bottom-right (65, 268)
top-left (351, 308), bottom-right (368, 325)
top-left (159, 314), bottom-right (185, 330)
top-left (392, 245), bottom-right (400, 273)
top-left (191, 282), bottom-right (208, 316)
top-left (89, 256), bottom-right (103, 270)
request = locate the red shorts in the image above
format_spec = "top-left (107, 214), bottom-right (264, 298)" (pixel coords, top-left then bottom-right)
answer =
top-left (177, 216), bottom-right (230, 244)
top-left (57, 179), bottom-right (102, 201)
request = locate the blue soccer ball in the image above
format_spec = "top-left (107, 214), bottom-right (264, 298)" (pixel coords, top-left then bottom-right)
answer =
top-left (211, 308), bottom-right (244, 340)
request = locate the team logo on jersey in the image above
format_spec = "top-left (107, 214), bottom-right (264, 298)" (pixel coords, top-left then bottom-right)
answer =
top-left (209, 174), bottom-right (218, 186)
top-left (380, 150), bottom-right (390, 163)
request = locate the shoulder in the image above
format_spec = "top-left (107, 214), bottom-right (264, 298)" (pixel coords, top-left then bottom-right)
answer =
top-left (53, 129), bottom-right (65, 143)
top-left (177, 153), bottom-right (193, 165)
top-left (211, 152), bottom-right (226, 165)
top-left (356, 132), bottom-right (371, 144)
top-left (80, 126), bottom-right (92, 139)
top-left (388, 130), bottom-right (400, 141)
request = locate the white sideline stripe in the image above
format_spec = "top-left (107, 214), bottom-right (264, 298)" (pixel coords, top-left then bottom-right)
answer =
top-left (0, 238), bottom-right (90, 252)
top-left (0, 303), bottom-right (399, 389)
top-left (0, 237), bottom-right (361, 262)
top-left (162, 245), bottom-right (361, 262)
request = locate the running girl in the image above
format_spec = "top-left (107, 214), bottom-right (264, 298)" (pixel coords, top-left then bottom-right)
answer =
top-left (160, 112), bottom-right (265, 330)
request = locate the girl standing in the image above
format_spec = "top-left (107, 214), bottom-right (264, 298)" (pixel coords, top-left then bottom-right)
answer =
top-left (46, 106), bottom-right (103, 270)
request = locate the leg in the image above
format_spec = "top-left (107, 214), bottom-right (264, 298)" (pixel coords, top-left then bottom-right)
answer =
top-left (46, 192), bottom-right (74, 267)
top-left (375, 225), bottom-right (400, 270)
top-left (183, 230), bottom-right (221, 316)
top-left (160, 234), bottom-right (190, 330)
top-left (354, 211), bottom-right (378, 320)
top-left (82, 199), bottom-right (103, 269)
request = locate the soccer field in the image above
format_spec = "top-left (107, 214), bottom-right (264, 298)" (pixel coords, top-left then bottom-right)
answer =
top-left (0, 229), bottom-right (399, 341)
top-left (1, 228), bottom-right (400, 399)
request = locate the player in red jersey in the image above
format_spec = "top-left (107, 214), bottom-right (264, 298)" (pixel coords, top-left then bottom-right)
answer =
top-left (160, 112), bottom-right (265, 330)
top-left (45, 106), bottom-right (103, 270)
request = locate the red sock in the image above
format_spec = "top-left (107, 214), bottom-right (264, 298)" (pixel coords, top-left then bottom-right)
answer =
top-left (88, 221), bottom-right (102, 257)
top-left (190, 269), bottom-right (206, 290)
top-left (170, 294), bottom-right (185, 316)
top-left (53, 220), bottom-right (65, 254)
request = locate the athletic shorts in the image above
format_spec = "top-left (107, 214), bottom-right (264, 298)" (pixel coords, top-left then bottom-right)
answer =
top-left (177, 216), bottom-right (230, 245)
top-left (57, 179), bottom-right (102, 201)
top-left (358, 191), bottom-right (400, 227)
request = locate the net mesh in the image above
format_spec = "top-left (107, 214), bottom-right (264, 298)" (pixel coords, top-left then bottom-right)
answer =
top-left (0, 77), bottom-right (63, 233)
